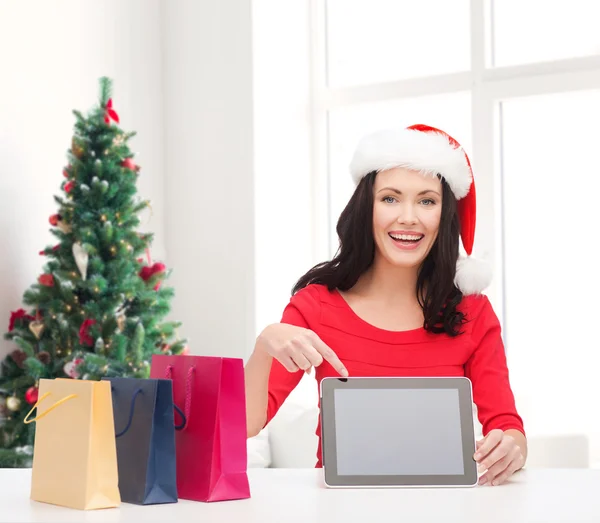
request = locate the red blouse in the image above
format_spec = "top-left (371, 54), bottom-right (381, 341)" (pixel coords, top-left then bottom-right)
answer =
top-left (265, 283), bottom-right (525, 468)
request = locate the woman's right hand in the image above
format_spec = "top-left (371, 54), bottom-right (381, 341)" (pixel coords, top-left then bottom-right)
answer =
top-left (256, 323), bottom-right (348, 377)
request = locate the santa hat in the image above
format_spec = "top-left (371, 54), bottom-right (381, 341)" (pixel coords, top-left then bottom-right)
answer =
top-left (349, 123), bottom-right (491, 295)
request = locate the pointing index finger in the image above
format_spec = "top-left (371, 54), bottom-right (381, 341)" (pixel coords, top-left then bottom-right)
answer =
top-left (311, 333), bottom-right (348, 377)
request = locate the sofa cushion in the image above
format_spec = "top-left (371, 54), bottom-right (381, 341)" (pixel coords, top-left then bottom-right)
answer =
top-left (268, 371), bottom-right (319, 468)
top-left (247, 426), bottom-right (272, 468)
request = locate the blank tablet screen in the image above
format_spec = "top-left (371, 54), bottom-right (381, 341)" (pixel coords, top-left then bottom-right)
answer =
top-left (334, 388), bottom-right (464, 476)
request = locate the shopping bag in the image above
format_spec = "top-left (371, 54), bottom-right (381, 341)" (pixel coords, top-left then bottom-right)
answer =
top-left (26, 378), bottom-right (120, 510)
top-left (103, 377), bottom-right (181, 505)
top-left (150, 355), bottom-right (250, 502)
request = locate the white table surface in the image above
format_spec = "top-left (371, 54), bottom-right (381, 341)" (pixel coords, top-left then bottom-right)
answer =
top-left (1, 467), bottom-right (599, 523)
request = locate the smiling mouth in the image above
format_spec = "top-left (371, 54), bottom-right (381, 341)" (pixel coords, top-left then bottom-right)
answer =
top-left (388, 233), bottom-right (424, 244)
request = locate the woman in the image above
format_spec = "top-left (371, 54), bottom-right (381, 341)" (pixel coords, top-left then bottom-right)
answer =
top-left (245, 124), bottom-right (526, 486)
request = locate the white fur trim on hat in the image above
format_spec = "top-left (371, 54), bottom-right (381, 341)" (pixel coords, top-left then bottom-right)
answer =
top-left (454, 256), bottom-right (492, 295)
top-left (349, 128), bottom-right (472, 199)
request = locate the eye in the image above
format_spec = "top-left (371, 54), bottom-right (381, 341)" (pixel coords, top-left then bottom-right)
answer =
top-left (420, 198), bottom-right (436, 206)
top-left (382, 196), bottom-right (396, 204)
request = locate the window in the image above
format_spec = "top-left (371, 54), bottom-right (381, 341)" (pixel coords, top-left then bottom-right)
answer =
top-left (326, 0), bottom-right (471, 87)
top-left (312, 0), bottom-right (600, 467)
top-left (492, 0), bottom-right (600, 67)
top-left (500, 90), bottom-right (600, 438)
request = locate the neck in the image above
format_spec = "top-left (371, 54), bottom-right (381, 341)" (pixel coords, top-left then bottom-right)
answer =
top-left (353, 254), bottom-right (419, 304)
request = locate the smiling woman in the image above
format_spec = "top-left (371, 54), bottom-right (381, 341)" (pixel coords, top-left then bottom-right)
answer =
top-left (245, 124), bottom-right (526, 486)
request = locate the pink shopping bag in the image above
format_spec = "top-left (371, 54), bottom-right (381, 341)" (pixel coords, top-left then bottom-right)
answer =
top-left (150, 355), bottom-right (250, 502)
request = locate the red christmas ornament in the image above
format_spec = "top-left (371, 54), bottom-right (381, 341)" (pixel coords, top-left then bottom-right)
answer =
top-left (139, 262), bottom-right (165, 281)
top-left (139, 262), bottom-right (166, 290)
top-left (104, 98), bottom-right (120, 125)
top-left (120, 157), bottom-right (137, 170)
top-left (38, 274), bottom-right (55, 287)
top-left (8, 309), bottom-right (34, 331)
top-left (25, 386), bottom-right (39, 405)
top-left (40, 244), bottom-right (60, 256)
top-left (64, 180), bottom-right (74, 193)
top-left (79, 319), bottom-right (96, 346)
top-left (49, 214), bottom-right (61, 226)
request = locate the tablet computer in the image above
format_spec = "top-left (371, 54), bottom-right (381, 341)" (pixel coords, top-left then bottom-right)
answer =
top-left (320, 376), bottom-right (478, 488)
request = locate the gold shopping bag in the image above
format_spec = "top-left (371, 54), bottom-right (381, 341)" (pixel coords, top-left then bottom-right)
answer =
top-left (25, 378), bottom-right (121, 510)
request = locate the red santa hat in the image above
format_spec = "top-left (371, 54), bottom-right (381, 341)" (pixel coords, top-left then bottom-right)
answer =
top-left (349, 123), bottom-right (491, 295)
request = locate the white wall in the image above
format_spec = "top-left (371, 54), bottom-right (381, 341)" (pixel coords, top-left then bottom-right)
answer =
top-left (161, 0), bottom-right (256, 360)
top-left (252, 0), bottom-right (314, 339)
top-left (0, 0), bottom-right (166, 359)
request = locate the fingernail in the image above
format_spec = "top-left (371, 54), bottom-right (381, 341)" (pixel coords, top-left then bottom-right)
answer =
top-left (479, 478), bottom-right (487, 486)
top-left (474, 453), bottom-right (481, 460)
top-left (340, 368), bottom-right (348, 377)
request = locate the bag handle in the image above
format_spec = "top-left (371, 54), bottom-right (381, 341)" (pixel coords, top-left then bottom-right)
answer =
top-left (113, 387), bottom-right (187, 436)
top-left (113, 388), bottom-right (143, 438)
top-left (173, 404), bottom-right (186, 430)
top-left (23, 391), bottom-right (77, 424)
top-left (165, 365), bottom-right (196, 430)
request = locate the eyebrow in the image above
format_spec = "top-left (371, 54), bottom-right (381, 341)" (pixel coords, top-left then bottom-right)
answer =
top-left (377, 187), bottom-right (441, 196)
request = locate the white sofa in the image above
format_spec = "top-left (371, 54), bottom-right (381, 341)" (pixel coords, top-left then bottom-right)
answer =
top-left (246, 372), bottom-right (592, 470)
top-left (247, 371), bottom-right (319, 468)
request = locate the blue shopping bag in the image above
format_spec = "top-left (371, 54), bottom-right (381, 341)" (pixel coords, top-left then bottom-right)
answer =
top-left (103, 377), bottom-right (183, 505)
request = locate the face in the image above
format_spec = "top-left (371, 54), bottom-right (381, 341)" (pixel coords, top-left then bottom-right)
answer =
top-left (372, 167), bottom-right (442, 269)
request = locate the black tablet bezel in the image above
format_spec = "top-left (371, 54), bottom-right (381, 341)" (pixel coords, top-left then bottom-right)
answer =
top-left (320, 377), bottom-right (478, 487)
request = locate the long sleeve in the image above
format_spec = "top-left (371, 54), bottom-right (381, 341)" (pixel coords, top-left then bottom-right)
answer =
top-left (465, 296), bottom-right (525, 437)
top-left (264, 286), bottom-right (321, 427)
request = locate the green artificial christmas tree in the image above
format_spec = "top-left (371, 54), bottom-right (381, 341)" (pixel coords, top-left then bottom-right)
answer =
top-left (0, 77), bottom-right (187, 467)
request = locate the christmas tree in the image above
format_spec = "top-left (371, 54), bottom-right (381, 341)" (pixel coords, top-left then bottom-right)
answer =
top-left (0, 77), bottom-right (187, 467)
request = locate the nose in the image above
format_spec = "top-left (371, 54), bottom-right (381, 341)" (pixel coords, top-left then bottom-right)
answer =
top-left (397, 204), bottom-right (418, 225)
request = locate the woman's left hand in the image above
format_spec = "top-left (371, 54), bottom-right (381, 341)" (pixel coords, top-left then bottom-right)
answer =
top-left (474, 429), bottom-right (525, 486)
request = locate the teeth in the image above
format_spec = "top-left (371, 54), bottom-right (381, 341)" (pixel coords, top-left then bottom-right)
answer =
top-left (390, 233), bottom-right (423, 241)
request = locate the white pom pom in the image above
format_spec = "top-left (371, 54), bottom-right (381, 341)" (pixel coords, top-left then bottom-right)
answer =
top-left (454, 256), bottom-right (492, 295)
